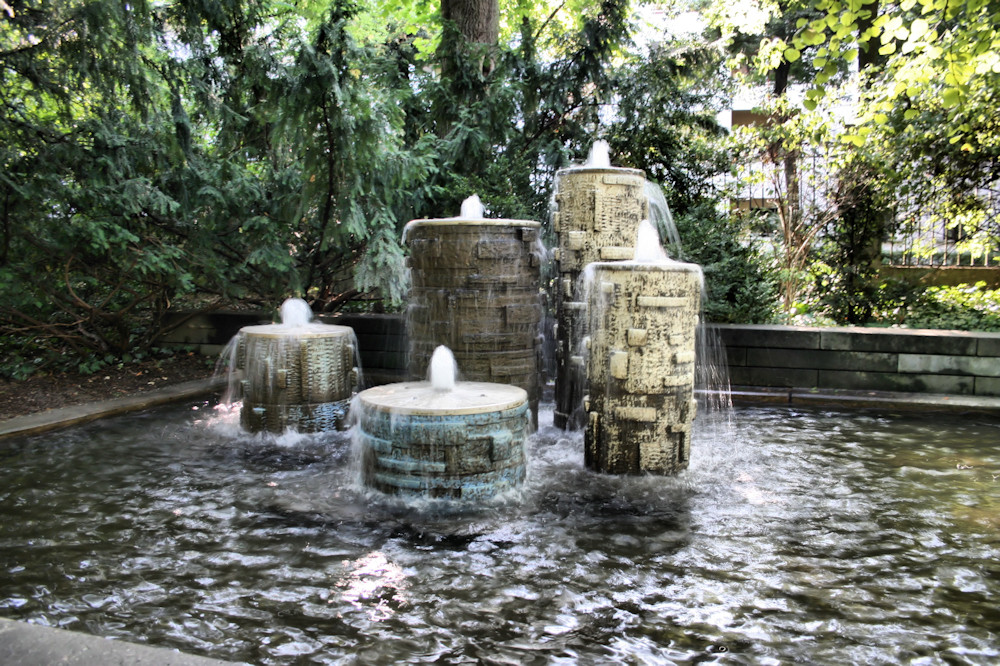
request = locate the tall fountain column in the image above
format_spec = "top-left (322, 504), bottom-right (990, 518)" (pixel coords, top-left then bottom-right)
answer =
top-left (405, 199), bottom-right (543, 425)
top-left (552, 143), bottom-right (648, 429)
top-left (584, 257), bottom-right (702, 475)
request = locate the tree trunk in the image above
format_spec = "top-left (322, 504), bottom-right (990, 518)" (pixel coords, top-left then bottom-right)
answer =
top-left (439, 0), bottom-right (499, 77)
top-left (441, 0), bottom-right (499, 46)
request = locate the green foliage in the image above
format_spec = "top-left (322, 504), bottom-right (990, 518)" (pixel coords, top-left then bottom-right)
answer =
top-left (871, 282), bottom-right (1000, 332)
top-left (815, 162), bottom-right (892, 324)
top-left (1, 0), bottom-right (764, 374)
top-left (673, 203), bottom-right (780, 324)
top-left (793, 0), bottom-right (1000, 134)
top-left (1, 0), bottom-right (431, 365)
top-left (606, 41), bottom-right (731, 216)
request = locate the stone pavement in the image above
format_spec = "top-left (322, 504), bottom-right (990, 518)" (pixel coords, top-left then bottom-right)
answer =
top-left (0, 618), bottom-right (245, 665)
top-left (0, 378), bottom-right (226, 441)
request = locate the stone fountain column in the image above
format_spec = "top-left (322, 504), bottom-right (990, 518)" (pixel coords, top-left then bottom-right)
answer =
top-left (405, 213), bottom-right (543, 425)
top-left (235, 323), bottom-right (357, 433)
top-left (354, 347), bottom-right (530, 500)
top-left (584, 261), bottom-right (702, 475)
top-left (551, 163), bottom-right (648, 429)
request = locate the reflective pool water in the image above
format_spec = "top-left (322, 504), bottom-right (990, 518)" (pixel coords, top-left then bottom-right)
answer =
top-left (1, 401), bottom-right (999, 664)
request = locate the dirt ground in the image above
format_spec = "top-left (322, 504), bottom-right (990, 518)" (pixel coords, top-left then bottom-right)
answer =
top-left (0, 351), bottom-right (218, 422)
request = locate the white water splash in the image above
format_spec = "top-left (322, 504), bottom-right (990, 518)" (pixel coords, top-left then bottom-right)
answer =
top-left (634, 219), bottom-right (669, 262)
top-left (429, 345), bottom-right (457, 391)
top-left (460, 195), bottom-right (485, 219)
top-left (279, 298), bottom-right (313, 327)
top-left (585, 140), bottom-right (611, 168)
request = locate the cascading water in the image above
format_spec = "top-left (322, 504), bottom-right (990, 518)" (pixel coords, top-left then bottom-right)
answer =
top-left (352, 345), bottom-right (529, 499)
top-left (219, 297), bottom-right (359, 434)
top-left (644, 180), bottom-right (682, 253)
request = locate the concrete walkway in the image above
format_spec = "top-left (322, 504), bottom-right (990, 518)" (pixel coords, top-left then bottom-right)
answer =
top-left (0, 377), bottom-right (226, 441)
top-left (0, 617), bottom-right (245, 665)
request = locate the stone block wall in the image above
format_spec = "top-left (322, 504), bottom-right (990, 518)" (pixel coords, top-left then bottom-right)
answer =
top-left (715, 324), bottom-right (1000, 396)
top-left (159, 313), bottom-right (1000, 397)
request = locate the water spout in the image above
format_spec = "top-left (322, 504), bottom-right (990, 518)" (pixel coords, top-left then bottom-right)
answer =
top-left (644, 181), bottom-right (682, 254)
top-left (429, 345), bottom-right (457, 392)
top-left (633, 219), bottom-right (668, 263)
top-left (585, 140), bottom-right (611, 168)
top-left (460, 195), bottom-right (485, 219)
top-left (279, 297), bottom-right (313, 327)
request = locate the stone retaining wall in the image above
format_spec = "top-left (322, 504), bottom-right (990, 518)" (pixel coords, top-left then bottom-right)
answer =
top-left (715, 324), bottom-right (1000, 397)
top-left (159, 313), bottom-right (1000, 396)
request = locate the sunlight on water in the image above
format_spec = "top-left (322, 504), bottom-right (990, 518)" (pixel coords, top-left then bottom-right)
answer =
top-left (1, 400), bottom-right (998, 665)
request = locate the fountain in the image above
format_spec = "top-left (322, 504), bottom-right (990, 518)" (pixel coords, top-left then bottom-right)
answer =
top-left (224, 298), bottom-right (359, 434)
top-left (353, 345), bottom-right (529, 499)
top-left (584, 221), bottom-right (703, 474)
top-left (404, 196), bottom-right (543, 426)
top-left (3, 140), bottom-right (999, 666)
top-left (551, 141), bottom-right (649, 429)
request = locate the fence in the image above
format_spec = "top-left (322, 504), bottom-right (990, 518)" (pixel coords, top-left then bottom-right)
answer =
top-left (728, 125), bottom-right (1000, 269)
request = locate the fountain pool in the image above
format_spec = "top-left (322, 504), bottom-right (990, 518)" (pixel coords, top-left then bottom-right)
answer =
top-left (1, 399), bottom-right (999, 664)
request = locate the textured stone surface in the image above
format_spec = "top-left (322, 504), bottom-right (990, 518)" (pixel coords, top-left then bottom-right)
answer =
top-left (585, 261), bottom-right (702, 475)
top-left (975, 377), bottom-right (1000, 396)
top-left (732, 367), bottom-right (820, 388)
top-left (0, 617), bottom-right (244, 666)
top-left (745, 348), bottom-right (898, 372)
top-left (975, 334), bottom-right (1000, 357)
top-left (818, 369), bottom-right (976, 395)
top-left (551, 166), bottom-right (648, 429)
top-left (405, 219), bottom-right (543, 423)
top-left (898, 353), bottom-right (1000, 377)
top-left (715, 324), bottom-right (822, 350)
top-left (820, 327), bottom-right (980, 355)
top-left (236, 326), bottom-right (357, 433)
top-left (356, 383), bottom-right (529, 499)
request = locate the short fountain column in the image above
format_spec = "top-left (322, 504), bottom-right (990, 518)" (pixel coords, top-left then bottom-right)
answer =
top-left (354, 346), bottom-right (529, 499)
top-left (584, 224), bottom-right (702, 475)
top-left (551, 142), bottom-right (649, 430)
top-left (231, 299), bottom-right (358, 434)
